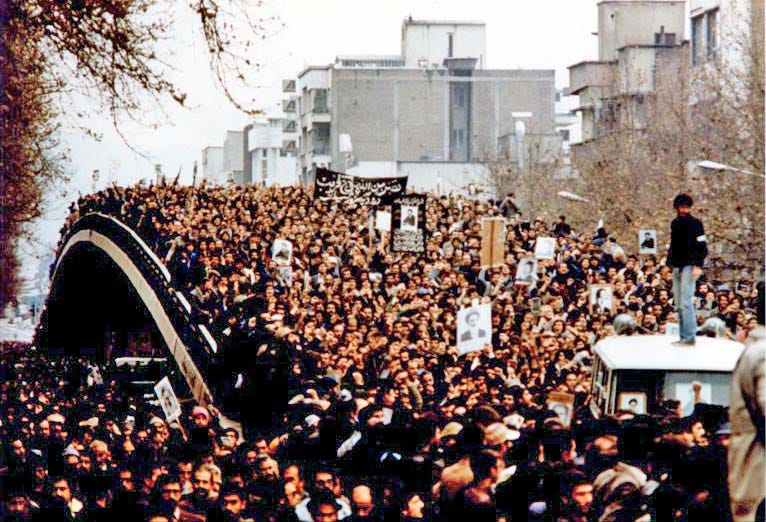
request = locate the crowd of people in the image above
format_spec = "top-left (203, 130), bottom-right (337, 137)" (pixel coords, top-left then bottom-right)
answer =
top-left (1, 181), bottom-right (762, 521)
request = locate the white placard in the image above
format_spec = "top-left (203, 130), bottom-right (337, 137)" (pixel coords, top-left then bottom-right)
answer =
top-left (665, 322), bottom-right (680, 337)
top-left (515, 257), bottom-right (538, 285)
top-left (272, 238), bottom-right (293, 266)
top-left (456, 303), bottom-right (492, 355)
top-left (535, 237), bottom-right (556, 260)
top-left (375, 210), bottom-right (392, 232)
top-left (154, 376), bottom-right (182, 422)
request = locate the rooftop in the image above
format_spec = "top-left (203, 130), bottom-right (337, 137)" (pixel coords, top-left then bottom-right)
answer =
top-left (594, 335), bottom-right (744, 372)
top-left (403, 18), bottom-right (485, 26)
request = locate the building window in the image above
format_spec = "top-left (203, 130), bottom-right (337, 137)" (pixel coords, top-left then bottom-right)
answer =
top-left (261, 158), bottom-right (268, 180)
top-left (313, 89), bottom-right (328, 113)
top-left (692, 9), bottom-right (720, 66)
top-left (691, 14), bottom-right (704, 65)
top-left (654, 32), bottom-right (676, 46)
top-left (706, 9), bottom-right (719, 58)
top-left (454, 88), bottom-right (464, 108)
top-left (558, 129), bottom-right (570, 142)
top-left (448, 33), bottom-right (454, 58)
top-left (451, 129), bottom-right (465, 148)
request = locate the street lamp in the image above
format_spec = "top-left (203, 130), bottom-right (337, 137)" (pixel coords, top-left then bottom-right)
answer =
top-left (557, 190), bottom-right (590, 203)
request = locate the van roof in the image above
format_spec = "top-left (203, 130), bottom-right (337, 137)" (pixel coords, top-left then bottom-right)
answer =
top-left (593, 335), bottom-right (744, 372)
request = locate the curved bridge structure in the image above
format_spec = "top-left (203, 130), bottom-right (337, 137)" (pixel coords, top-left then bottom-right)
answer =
top-left (38, 213), bottom-right (218, 409)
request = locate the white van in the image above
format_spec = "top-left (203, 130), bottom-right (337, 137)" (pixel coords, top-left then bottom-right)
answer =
top-left (589, 335), bottom-right (744, 418)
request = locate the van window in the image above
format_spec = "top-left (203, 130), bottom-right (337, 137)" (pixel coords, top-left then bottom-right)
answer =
top-left (663, 371), bottom-right (731, 416)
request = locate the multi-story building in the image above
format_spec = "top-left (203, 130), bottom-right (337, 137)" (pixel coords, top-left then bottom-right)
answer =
top-left (286, 18), bottom-right (558, 194)
top-left (568, 0), bottom-right (687, 143)
top-left (201, 146), bottom-right (225, 185)
top-left (222, 131), bottom-right (244, 185)
top-left (243, 117), bottom-right (299, 186)
top-left (295, 65), bottom-right (333, 183)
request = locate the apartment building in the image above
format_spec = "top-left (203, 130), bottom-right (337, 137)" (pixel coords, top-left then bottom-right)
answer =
top-left (286, 18), bottom-right (559, 194)
top-left (568, 0), bottom-right (687, 143)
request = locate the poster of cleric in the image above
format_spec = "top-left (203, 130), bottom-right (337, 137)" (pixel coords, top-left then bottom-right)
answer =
top-left (392, 194), bottom-right (427, 253)
top-left (313, 168), bottom-right (408, 206)
top-left (456, 303), bottom-right (492, 355)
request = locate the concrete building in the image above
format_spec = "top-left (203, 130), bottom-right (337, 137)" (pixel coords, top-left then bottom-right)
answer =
top-left (400, 18), bottom-right (487, 69)
top-left (568, 0), bottom-right (687, 143)
top-left (690, 0), bottom-right (762, 76)
top-left (295, 65), bottom-right (333, 182)
top-left (243, 117), bottom-right (299, 186)
top-left (222, 131), bottom-right (244, 185)
top-left (201, 146), bottom-right (224, 185)
top-left (289, 18), bottom-right (558, 194)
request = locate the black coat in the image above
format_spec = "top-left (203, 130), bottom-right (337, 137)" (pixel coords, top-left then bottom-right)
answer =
top-left (668, 214), bottom-right (707, 268)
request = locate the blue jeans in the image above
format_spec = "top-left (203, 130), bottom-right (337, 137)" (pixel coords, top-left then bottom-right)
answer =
top-left (672, 266), bottom-right (697, 343)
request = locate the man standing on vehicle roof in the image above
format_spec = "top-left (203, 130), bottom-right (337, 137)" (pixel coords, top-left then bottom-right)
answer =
top-left (667, 193), bottom-right (707, 346)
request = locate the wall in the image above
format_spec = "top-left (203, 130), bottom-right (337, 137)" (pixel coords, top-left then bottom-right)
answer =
top-left (331, 68), bottom-right (556, 167)
top-left (223, 131), bottom-right (244, 172)
top-left (598, 1), bottom-right (686, 60)
top-left (402, 22), bottom-right (486, 68)
top-left (348, 161), bottom-right (493, 196)
top-left (618, 46), bottom-right (657, 94)
top-left (201, 146), bottom-right (224, 185)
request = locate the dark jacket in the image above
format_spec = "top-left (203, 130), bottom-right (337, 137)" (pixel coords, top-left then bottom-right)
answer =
top-left (668, 214), bottom-right (707, 268)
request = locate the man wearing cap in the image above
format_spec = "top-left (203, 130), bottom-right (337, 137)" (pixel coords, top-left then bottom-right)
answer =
top-left (667, 193), bottom-right (707, 346)
top-left (2, 483), bottom-right (38, 521)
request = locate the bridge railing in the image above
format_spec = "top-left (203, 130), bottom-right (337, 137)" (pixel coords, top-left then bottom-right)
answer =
top-left (60, 213), bottom-right (218, 400)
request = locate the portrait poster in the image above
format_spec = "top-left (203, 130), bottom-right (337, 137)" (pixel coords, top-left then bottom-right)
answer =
top-left (535, 237), bottom-right (556, 260)
top-left (456, 303), bottom-right (492, 355)
top-left (665, 322), bottom-right (680, 337)
top-left (618, 392), bottom-right (647, 415)
top-left (392, 194), bottom-right (427, 253)
top-left (375, 210), bottom-right (392, 232)
top-left (154, 376), bottom-right (182, 422)
top-left (639, 229), bottom-right (657, 255)
top-left (313, 168), bottom-right (407, 206)
top-left (272, 238), bottom-right (293, 266)
top-left (589, 284), bottom-right (613, 315)
top-left (278, 266), bottom-right (293, 288)
top-left (400, 206), bottom-right (418, 232)
top-left (481, 217), bottom-right (506, 269)
top-left (515, 257), bottom-right (538, 286)
top-left (546, 391), bottom-right (575, 428)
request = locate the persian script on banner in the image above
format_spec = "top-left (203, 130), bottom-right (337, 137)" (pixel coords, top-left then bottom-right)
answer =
top-left (392, 194), bottom-right (427, 253)
top-left (314, 168), bottom-right (407, 206)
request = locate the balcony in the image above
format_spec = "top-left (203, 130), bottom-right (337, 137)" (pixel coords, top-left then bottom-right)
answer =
top-left (568, 61), bottom-right (615, 95)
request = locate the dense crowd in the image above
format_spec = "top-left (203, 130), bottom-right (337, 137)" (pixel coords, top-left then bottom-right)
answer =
top-left (1, 182), bottom-right (762, 521)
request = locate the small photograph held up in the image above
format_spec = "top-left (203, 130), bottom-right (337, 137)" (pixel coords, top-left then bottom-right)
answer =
top-left (589, 284), bottom-right (613, 315)
top-left (638, 229), bottom-right (657, 254)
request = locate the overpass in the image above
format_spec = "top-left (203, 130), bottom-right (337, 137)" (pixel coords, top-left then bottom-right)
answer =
top-left (38, 213), bottom-right (221, 412)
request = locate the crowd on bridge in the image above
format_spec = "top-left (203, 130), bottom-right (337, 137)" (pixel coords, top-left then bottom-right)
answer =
top-left (1, 181), bottom-right (763, 521)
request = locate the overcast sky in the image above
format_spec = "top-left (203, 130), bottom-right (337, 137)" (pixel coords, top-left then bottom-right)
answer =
top-left (27, 0), bottom-right (604, 270)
